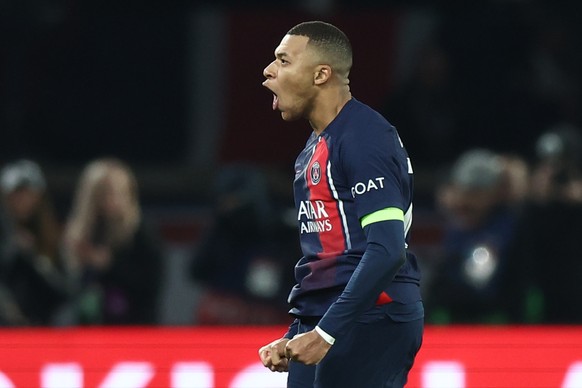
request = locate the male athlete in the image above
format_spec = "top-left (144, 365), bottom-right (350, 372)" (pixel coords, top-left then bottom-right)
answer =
top-left (258, 21), bottom-right (423, 388)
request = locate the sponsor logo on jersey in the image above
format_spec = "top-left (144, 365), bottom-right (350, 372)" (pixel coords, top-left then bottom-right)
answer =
top-left (350, 177), bottom-right (386, 198)
top-left (297, 199), bottom-right (332, 234)
top-left (310, 161), bottom-right (321, 185)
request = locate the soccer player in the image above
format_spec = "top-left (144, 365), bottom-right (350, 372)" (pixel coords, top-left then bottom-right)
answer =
top-left (258, 21), bottom-right (424, 387)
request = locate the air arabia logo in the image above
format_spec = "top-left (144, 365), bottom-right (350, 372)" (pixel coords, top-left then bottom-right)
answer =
top-left (310, 161), bottom-right (321, 185)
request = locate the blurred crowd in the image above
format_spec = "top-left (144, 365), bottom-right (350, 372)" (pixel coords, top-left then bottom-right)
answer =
top-left (424, 125), bottom-right (582, 324)
top-left (0, 157), bottom-right (164, 326)
top-left (0, 157), bottom-right (300, 327)
top-left (1, 124), bottom-right (581, 327)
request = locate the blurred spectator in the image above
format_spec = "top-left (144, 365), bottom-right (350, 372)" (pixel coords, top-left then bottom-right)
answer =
top-left (508, 124), bottom-right (582, 323)
top-left (189, 164), bottom-right (298, 325)
top-left (427, 149), bottom-right (522, 323)
top-left (62, 158), bottom-right (163, 325)
top-left (530, 123), bottom-right (582, 203)
top-left (498, 154), bottom-right (530, 207)
top-left (0, 159), bottom-right (70, 325)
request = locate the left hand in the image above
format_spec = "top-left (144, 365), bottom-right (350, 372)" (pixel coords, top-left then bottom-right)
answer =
top-left (285, 329), bottom-right (332, 365)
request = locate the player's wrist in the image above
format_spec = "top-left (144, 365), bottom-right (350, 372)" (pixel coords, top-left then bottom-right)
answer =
top-left (315, 325), bottom-right (336, 345)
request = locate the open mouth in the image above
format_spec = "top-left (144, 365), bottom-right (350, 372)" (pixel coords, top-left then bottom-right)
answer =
top-left (262, 81), bottom-right (279, 111)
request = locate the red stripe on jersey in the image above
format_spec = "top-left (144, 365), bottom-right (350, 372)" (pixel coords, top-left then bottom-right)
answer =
top-left (376, 291), bottom-right (393, 305)
top-left (307, 138), bottom-right (346, 259)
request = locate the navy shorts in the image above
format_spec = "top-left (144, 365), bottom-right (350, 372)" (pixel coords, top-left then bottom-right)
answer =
top-left (287, 315), bottom-right (423, 388)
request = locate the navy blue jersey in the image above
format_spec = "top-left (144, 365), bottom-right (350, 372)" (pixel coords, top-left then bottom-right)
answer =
top-left (289, 98), bottom-right (421, 318)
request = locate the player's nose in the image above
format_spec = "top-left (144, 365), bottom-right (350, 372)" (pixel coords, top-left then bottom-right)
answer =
top-left (263, 61), bottom-right (276, 79)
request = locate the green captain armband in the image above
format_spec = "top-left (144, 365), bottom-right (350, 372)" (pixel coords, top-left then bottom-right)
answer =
top-left (360, 207), bottom-right (404, 228)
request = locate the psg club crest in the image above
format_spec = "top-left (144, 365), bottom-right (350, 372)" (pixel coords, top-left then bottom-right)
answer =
top-left (310, 161), bottom-right (321, 185)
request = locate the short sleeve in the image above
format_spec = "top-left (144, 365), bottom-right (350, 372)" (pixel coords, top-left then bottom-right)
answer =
top-left (340, 122), bottom-right (407, 219)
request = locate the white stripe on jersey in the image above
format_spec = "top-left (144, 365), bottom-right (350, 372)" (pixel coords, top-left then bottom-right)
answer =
top-left (327, 160), bottom-right (352, 250)
top-left (305, 141), bottom-right (318, 178)
top-left (403, 203), bottom-right (413, 248)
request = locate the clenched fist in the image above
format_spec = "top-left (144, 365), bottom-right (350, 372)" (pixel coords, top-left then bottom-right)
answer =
top-left (259, 337), bottom-right (290, 372)
top-left (285, 329), bottom-right (332, 365)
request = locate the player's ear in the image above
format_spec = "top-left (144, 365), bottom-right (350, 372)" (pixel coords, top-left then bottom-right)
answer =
top-left (314, 65), bottom-right (332, 85)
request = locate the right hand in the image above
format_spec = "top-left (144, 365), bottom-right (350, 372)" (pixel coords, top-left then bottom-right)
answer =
top-left (258, 337), bottom-right (290, 372)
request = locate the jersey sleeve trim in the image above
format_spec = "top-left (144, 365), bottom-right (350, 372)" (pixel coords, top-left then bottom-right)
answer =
top-left (360, 207), bottom-right (404, 228)
top-left (315, 325), bottom-right (336, 345)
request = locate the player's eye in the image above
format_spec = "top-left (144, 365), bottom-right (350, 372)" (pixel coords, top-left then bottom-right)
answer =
top-left (280, 58), bottom-right (289, 65)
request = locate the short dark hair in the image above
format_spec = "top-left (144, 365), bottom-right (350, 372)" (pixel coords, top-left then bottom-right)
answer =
top-left (287, 21), bottom-right (352, 77)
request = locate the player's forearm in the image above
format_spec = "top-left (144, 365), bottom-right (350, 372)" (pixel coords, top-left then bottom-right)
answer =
top-left (317, 220), bottom-right (406, 339)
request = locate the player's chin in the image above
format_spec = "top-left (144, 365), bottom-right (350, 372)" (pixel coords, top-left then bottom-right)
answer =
top-left (281, 110), bottom-right (301, 122)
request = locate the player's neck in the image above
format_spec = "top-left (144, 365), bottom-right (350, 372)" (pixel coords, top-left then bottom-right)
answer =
top-left (308, 87), bottom-right (352, 136)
